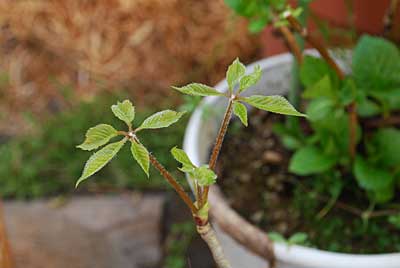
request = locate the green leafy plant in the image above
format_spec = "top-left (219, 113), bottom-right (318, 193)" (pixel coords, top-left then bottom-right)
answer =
top-left (76, 58), bottom-right (304, 268)
top-left (268, 231), bottom-right (309, 246)
top-left (223, 1), bottom-right (400, 254)
top-left (286, 35), bottom-right (400, 206)
top-left (164, 221), bottom-right (197, 268)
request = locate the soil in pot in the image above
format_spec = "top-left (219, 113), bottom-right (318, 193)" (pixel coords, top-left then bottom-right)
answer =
top-left (216, 109), bottom-right (400, 254)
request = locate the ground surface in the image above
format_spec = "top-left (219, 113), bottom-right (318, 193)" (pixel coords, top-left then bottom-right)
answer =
top-left (4, 194), bottom-right (164, 268)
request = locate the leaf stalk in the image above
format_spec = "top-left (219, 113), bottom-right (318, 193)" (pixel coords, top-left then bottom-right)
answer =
top-left (202, 98), bottom-right (234, 206)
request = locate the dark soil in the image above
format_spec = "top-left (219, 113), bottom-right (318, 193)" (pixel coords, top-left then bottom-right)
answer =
top-left (217, 110), bottom-right (400, 254)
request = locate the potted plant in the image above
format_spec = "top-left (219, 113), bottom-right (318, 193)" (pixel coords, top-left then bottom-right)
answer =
top-left (181, 2), bottom-right (400, 268)
top-left (75, 3), bottom-right (400, 268)
top-left (75, 84), bottom-right (303, 267)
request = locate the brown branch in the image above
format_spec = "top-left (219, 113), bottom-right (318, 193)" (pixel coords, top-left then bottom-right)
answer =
top-left (148, 153), bottom-right (198, 214)
top-left (348, 103), bottom-right (357, 158)
top-left (284, 13), bottom-right (359, 159)
top-left (363, 115), bottom-right (400, 128)
top-left (197, 223), bottom-right (232, 268)
top-left (209, 186), bottom-right (276, 266)
top-left (369, 209), bottom-right (400, 218)
top-left (383, 0), bottom-right (399, 37)
top-left (272, 15), bottom-right (303, 64)
top-left (285, 14), bottom-right (345, 80)
top-left (295, 179), bottom-right (400, 219)
top-left (202, 98), bottom-right (234, 206)
top-left (314, 192), bottom-right (400, 219)
top-left (278, 25), bottom-right (304, 64)
top-left (0, 201), bottom-right (14, 268)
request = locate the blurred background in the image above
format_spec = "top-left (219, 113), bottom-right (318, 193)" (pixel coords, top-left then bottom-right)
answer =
top-left (0, 0), bottom-right (399, 268)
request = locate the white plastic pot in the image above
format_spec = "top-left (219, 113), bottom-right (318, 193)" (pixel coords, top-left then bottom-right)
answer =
top-left (183, 52), bottom-right (400, 268)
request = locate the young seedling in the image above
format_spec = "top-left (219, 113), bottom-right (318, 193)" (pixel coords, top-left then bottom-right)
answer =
top-left (76, 59), bottom-right (304, 268)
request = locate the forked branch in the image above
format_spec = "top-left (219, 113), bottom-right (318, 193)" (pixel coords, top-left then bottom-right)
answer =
top-left (285, 14), bottom-right (345, 80)
top-left (197, 223), bottom-right (232, 268)
top-left (272, 14), bottom-right (303, 64)
top-left (202, 98), bottom-right (234, 205)
top-left (148, 153), bottom-right (198, 214)
top-left (284, 13), bottom-right (358, 159)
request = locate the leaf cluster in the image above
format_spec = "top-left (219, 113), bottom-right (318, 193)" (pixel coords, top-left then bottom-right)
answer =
top-left (171, 147), bottom-right (217, 187)
top-left (76, 58), bottom-right (303, 213)
top-left (76, 100), bottom-right (185, 186)
top-left (280, 35), bottom-right (400, 206)
top-left (173, 58), bottom-right (304, 130)
top-left (224, 0), bottom-right (309, 32)
top-left (268, 231), bottom-right (309, 246)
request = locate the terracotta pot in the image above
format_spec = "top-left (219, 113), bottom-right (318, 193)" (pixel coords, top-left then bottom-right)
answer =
top-left (183, 52), bottom-right (400, 268)
top-left (261, 0), bottom-right (399, 57)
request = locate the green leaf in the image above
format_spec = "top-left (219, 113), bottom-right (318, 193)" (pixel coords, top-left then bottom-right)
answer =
top-left (371, 186), bottom-right (394, 204)
top-left (291, 7), bottom-right (303, 18)
top-left (130, 140), bottom-right (150, 177)
top-left (353, 157), bottom-right (394, 191)
top-left (369, 88), bottom-right (400, 110)
top-left (306, 98), bottom-right (335, 122)
top-left (302, 75), bottom-right (334, 99)
top-left (179, 165), bottom-right (195, 173)
top-left (172, 83), bottom-right (223, 97)
top-left (138, 110), bottom-right (185, 130)
top-left (227, 58), bottom-right (246, 92)
top-left (281, 135), bottom-right (303, 150)
top-left (339, 78), bottom-right (357, 106)
top-left (272, 123), bottom-right (303, 150)
top-left (249, 17), bottom-right (268, 33)
top-left (76, 138), bottom-right (127, 187)
top-left (309, 108), bottom-right (356, 156)
top-left (268, 232), bottom-right (286, 243)
top-left (239, 65), bottom-right (262, 93)
top-left (300, 56), bottom-right (337, 88)
top-left (243, 95), bottom-right (305, 116)
top-left (273, 19), bottom-right (289, 27)
top-left (388, 214), bottom-right (400, 229)
top-left (288, 232), bottom-right (308, 245)
top-left (111, 100), bottom-right (135, 127)
top-left (77, 124), bottom-right (118, 151)
top-left (192, 165), bottom-right (217, 186)
top-left (171, 147), bottom-right (195, 168)
top-left (224, 0), bottom-right (259, 18)
top-left (353, 35), bottom-right (400, 92)
top-left (357, 97), bottom-right (380, 117)
top-left (233, 101), bottom-right (248, 126)
top-left (289, 146), bottom-right (337, 175)
top-left (372, 128), bottom-right (400, 168)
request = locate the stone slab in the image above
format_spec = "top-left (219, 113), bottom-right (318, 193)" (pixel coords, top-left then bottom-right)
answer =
top-left (3, 194), bottom-right (164, 268)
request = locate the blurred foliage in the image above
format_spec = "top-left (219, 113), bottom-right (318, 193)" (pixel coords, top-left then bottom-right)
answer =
top-left (272, 35), bottom-right (400, 253)
top-left (283, 35), bottom-right (400, 205)
top-left (224, 0), bottom-right (312, 33)
top-left (0, 93), bottom-right (188, 199)
top-left (164, 221), bottom-right (196, 268)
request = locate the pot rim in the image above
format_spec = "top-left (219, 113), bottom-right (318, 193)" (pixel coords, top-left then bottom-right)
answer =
top-left (183, 51), bottom-right (400, 267)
